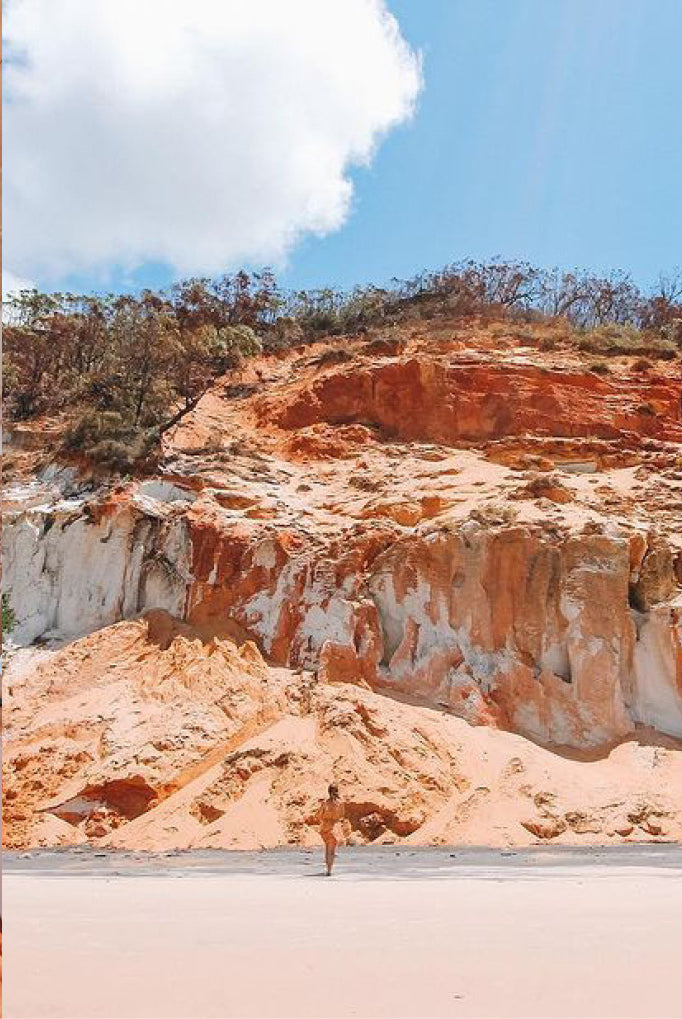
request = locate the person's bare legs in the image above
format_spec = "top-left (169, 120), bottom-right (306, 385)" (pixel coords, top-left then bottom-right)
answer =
top-left (324, 836), bottom-right (337, 876)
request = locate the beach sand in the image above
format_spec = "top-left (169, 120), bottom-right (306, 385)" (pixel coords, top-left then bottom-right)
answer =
top-left (3, 847), bottom-right (681, 1018)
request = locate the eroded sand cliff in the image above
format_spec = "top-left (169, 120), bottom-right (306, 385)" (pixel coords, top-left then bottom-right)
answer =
top-left (4, 318), bottom-right (682, 848)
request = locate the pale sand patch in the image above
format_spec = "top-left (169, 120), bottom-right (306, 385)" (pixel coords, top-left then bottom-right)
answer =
top-left (4, 863), bottom-right (681, 1018)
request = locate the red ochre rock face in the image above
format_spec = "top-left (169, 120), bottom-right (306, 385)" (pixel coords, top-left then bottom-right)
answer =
top-left (251, 358), bottom-right (682, 446)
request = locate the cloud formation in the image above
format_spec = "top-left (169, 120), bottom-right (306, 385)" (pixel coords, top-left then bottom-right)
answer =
top-left (3, 0), bottom-right (421, 287)
top-left (2, 268), bottom-right (35, 302)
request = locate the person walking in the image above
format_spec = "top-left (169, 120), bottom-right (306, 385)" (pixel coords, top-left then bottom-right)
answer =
top-left (316, 783), bottom-right (345, 876)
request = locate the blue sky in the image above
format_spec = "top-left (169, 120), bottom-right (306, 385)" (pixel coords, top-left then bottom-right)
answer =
top-left (283, 0), bottom-right (682, 293)
top-left (7, 0), bottom-right (682, 297)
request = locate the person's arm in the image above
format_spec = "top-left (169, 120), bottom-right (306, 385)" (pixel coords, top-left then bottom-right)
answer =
top-left (305, 802), bottom-right (322, 826)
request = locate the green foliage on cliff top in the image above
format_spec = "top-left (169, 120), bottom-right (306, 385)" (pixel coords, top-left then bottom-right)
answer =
top-left (3, 261), bottom-right (680, 467)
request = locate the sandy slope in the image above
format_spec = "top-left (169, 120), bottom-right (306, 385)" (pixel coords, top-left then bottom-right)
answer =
top-left (4, 613), bottom-right (681, 851)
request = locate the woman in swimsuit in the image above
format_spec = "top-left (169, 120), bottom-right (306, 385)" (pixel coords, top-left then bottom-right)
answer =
top-left (317, 783), bottom-right (345, 876)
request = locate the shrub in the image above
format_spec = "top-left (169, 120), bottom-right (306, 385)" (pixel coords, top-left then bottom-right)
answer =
top-left (578, 323), bottom-right (646, 354)
top-left (264, 316), bottom-right (305, 351)
top-left (2, 592), bottom-right (16, 644)
top-left (645, 342), bottom-right (678, 360)
top-left (64, 410), bottom-right (159, 469)
top-left (64, 410), bottom-right (132, 450)
top-left (661, 318), bottom-right (682, 347)
top-left (577, 324), bottom-right (677, 360)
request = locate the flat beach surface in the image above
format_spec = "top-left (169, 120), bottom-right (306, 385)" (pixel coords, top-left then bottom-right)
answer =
top-left (3, 846), bottom-right (682, 1018)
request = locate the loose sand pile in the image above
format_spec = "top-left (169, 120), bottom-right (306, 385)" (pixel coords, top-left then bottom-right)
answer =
top-left (4, 612), bottom-right (681, 851)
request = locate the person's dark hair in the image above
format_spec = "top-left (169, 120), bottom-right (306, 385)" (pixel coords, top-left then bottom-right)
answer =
top-left (328, 783), bottom-right (339, 799)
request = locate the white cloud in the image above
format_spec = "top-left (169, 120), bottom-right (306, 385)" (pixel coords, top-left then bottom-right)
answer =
top-left (3, 0), bottom-right (421, 286)
top-left (2, 268), bottom-right (35, 302)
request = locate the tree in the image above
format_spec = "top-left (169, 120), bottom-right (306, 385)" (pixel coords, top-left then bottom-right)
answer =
top-left (168, 323), bottom-right (260, 414)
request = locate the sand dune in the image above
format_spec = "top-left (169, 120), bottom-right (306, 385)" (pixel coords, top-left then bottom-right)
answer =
top-left (4, 614), bottom-right (681, 852)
